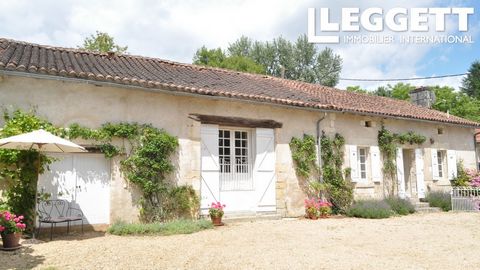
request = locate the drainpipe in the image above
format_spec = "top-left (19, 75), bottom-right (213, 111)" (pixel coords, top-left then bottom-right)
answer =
top-left (316, 113), bottom-right (328, 182)
top-left (474, 131), bottom-right (480, 170)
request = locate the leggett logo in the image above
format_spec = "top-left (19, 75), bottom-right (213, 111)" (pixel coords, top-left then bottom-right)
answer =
top-left (308, 7), bottom-right (474, 44)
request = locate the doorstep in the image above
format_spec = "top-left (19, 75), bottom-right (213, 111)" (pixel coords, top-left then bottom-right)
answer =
top-left (221, 211), bottom-right (282, 223)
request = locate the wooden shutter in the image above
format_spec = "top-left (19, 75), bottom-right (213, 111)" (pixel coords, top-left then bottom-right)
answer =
top-left (396, 148), bottom-right (406, 199)
top-left (254, 128), bottom-right (276, 212)
top-left (447, 150), bottom-right (457, 180)
top-left (348, 145), bottom-right (359, 182)
top-left (415, 149), bottom-right (426, 199)
top-left (431, 149), bottom-right (440, 180)
top-left (200, 124), bottom-right (220, 214)
top-left (370, 146), bottom-right (381, 182)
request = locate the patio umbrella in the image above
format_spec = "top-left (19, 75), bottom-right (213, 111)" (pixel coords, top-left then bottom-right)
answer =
top-left (0, 129), bottom-right (87, 153)
top-left (0, 129), bottom-right (87, 237)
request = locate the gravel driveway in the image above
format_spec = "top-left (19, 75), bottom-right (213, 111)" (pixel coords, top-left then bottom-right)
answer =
top-left (1, 212), bottom-right (480, 270)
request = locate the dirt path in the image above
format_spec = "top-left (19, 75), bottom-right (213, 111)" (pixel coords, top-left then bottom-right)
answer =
top-left (1, 212), bottom-right (480, 270)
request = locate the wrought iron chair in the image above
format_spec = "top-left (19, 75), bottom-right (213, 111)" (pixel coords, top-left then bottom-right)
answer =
top-left (37, 199), bottom-right (84, 240)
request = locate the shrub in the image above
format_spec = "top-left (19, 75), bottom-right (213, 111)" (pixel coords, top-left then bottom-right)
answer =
top-left (346, 200), bottom-right (393, 219)
top-left (425, 191), bottom-right (451, 211)
top-left (107, 219), bottom-right (213, 236)
top-left (165, 186), bottom-right (200, 219)
top-left (385, 197), bottom-right (415, 215)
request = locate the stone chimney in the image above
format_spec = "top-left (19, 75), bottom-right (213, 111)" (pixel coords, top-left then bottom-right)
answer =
top-left (409, 86), bottom-right (436, 108)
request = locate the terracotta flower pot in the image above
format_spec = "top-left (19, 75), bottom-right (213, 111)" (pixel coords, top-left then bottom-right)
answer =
top-left (1, 232), bottom-right (22, 248)
top-left (210, 216), bottom-right (223, 226)
top-left (320, 214), bottom-right (329, 219)
top-left (308, 213), bottom-right (318, 220)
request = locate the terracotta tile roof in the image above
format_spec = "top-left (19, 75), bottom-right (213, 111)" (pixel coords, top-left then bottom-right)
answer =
top-left (0, 38), bottom-right (478, 127)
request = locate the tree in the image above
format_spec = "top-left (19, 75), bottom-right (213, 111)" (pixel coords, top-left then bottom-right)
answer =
top-left (314, 47), bottom-right (342, 87)
top-left (193, 34), bottom-right (343, 87)
top-left (192, 46), bottom-right (264, 74)
top-left (192, 46), bottom-right (226, 67)
top-left (461, 60), bottom-right (480, 98)
top-left (346, 86), bottom-right (368, 94)
top-left (373, 86), bottom-right (392, 97)
top-left (81, 31), bottom-right (128, 53)
top-left (431, 85), bottom-right (480, 122)
top-left (390, 83), bottom-right (414, 100)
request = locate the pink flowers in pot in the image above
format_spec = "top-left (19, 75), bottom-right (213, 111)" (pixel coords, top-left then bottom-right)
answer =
top-left (208, 202), bottom-right (226, 218)
top-left (0, 211), bottom-right (26, 234)
top-left (305, 198), bottom-right (333, 219)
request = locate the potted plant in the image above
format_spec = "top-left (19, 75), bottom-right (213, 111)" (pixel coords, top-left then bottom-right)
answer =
top-left (209, 202), bottom-right (225, 226)
top-left (0, 211), bottom-right (26, 249)
top-left (318, 200), bottom-right (333, 218)
top-left (304, 198), bottom-right (320, 220)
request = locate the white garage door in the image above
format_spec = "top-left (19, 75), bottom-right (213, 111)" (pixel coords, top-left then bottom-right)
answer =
top-left (38, 153), bottom-right (111, 225)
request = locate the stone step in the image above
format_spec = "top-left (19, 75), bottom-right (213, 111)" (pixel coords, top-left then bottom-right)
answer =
top-left (222, 212), bottom-right (282, 223)
top-left (415, 207), bottom-right (442, 213)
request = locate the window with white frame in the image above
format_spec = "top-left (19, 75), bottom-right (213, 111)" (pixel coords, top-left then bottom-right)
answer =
top-left (218, 128), bottom-right (253, 191)
top-left (437, 150), bottom-right (444, 178)
top-left (358, 147), bottom-right (368, 181)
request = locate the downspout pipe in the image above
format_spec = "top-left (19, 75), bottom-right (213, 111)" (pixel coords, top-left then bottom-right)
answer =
top-left (474, 131), bottom-right (480, 170)
top-left (316, 113), bottom-right (328, 182)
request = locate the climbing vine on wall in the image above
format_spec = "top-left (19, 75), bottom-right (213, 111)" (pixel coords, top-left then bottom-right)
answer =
top-left (320, 132), bottom-right (353, 213)
top-left (290, 134), bottom-right (318, 178)
top-left (377, 125), bottom-right (426, 197)
top-left (0, 109), bottom-right (198, 227)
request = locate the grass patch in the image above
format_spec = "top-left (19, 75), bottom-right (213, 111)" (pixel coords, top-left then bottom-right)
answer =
top-left (425, 191), bottom-right (451, 211)
top-left (346, 200), bottom-right (394, 219)
top-left (107, 219), bottom-right (213, 236)
top-left (385, 197), bottom-right (415, 215)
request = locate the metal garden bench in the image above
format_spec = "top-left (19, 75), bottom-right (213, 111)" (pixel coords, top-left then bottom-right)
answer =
top-left (37, 199), bottom-right (84, 240)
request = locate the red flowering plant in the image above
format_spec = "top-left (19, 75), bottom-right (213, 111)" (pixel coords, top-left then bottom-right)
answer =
top-left (305, 198), bottom-right (332, 218)
top-left (318, 200), bottom-right (333, 217)
top-left (208, 202), bottom-right (226, 218)
top-left (0, 211), bottom-right (26, 234)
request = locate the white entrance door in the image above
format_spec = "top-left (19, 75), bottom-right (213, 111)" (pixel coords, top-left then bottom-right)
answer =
top-left (218, 128), bottom-right (256, 213)
top-left (38, 153), bottom-right (111, 225)
top-left (200, 125), bottom-right (277, 214)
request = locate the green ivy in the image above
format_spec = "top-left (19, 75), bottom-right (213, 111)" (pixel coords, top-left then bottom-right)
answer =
top-left (289, 134), bottom-right (318, 178)
top-left (320, 132), bottom-right (353, 213)
top-left (378, 125), bottom-right (426, 196)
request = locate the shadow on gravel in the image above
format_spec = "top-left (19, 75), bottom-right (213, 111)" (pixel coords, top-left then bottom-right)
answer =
top-left (0, 245), bottom-right (45, 269)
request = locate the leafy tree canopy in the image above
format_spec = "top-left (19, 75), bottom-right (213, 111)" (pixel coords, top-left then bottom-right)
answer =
top-left (461, 60), bottom-right (480, 98)
top-left (193, 34), bottom-right (343, 87)
top-left (80, 31), bottom-right (128, 54)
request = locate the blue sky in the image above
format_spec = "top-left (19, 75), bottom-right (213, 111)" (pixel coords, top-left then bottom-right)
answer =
top-left (0, 0), bottom-right (478, 90)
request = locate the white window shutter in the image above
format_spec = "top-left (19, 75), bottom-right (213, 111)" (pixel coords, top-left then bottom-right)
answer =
top-left (415, 149), bottom-right (426, 199)
top-left (348, 145), bottom-right (359, 182)
top-left (200, 124), bottom-right (220, 214)
top-left (370, 146), bottom-right (381, 182)
top-left (431, 149), bottom-right (440, 180)
top-left (447, 150), bottom-right (457, 180)
top-left (396, 148), bottom-right (406, 199)
top-left (255, 128), bottom-right (276, 212)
